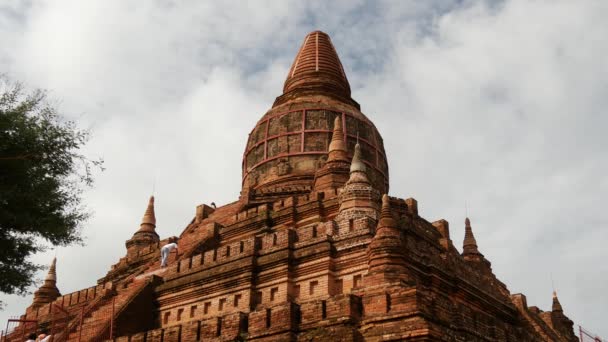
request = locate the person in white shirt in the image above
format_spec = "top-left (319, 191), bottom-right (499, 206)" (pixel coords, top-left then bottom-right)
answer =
top-left (160, 240), bottom-right (178, 267)
top-left (25, 333), bottom-right (36, 342)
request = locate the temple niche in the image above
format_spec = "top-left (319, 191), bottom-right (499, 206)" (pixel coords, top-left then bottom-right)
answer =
top-left (9, 31), bottom-right (579, 342)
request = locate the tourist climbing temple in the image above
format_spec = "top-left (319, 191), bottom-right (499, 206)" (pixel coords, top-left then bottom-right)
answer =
top-left (6, 31), bottom-right (579, 341)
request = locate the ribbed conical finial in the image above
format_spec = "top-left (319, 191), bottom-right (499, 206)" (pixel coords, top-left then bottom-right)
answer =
top-left (326, 116), bottom-right (348, 162)
top-left (45, 257), bottom-right (57, 282)
top-left (283, 31), bottom-right (350, 97)
top-left (463, 217), bottom-right (480, 256)
top-left (329, 117), bottom-right (345, 151)
top-left (142, 196), bottom-right (156, 225)
top-left (138, 196), bottom-right (156, 233)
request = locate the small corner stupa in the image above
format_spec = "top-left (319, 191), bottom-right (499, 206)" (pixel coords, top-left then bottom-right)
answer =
top-left (31, 258), bottom-right (61, 308)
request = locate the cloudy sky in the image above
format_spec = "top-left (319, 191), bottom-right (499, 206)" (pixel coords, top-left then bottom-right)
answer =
top-left (1, 0), bottom-right (607, 337)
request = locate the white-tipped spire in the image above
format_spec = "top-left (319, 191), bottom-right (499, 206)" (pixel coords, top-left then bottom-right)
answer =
top-left (344, 142), bottom-right (370, 185)
top-left (45, 257), bottom-right (57, 282)
top-left (350, 143), bottom-right (366, 173)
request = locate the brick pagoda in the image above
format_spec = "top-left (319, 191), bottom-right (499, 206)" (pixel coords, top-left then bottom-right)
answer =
top-left (11, 31), bottom-right (578, 342)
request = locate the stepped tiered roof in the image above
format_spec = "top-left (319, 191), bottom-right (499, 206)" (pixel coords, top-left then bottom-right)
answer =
top-left (10, 30), bottom-right (578, 342)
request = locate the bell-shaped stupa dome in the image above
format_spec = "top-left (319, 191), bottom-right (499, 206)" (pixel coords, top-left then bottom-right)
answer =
top-left (242, 31), bottom-right (388, 203)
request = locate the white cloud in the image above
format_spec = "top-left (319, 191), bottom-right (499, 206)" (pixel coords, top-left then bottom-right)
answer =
top-left (1, 0), bottom-right (606, 337)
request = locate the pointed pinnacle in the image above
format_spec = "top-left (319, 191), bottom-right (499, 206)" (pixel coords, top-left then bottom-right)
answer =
top-left (381, 194), bottom-right (392, 219)
top-left (377, 194), bottom-right (398, 232)
top-left (137, 196), bottom-right (157, 234)
top-left (326, 116), bottom-right (349, 165)
top-left (350, 143), bottom-right (366, 173)
top-left (345, 142), bottom-right (370, 185)
top-left (141, 196), bottom-right (156, 226)
top-left (463, 217), bottom-right (480, 255)
top-left (328, 116), bottom-right (346, 153)
top-left (45, 257), bottom-right (57, 282)
top-left (552, 291), bottom-right (563, 312)
top-left (32, 257), bottom-right (61, 307)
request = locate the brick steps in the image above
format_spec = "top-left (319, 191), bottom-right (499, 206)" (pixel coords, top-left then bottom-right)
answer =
top-left (63, 279), bottom-right (150, 341)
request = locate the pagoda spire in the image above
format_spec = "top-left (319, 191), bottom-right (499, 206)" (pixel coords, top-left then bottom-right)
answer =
top-left (347, 142), bottom-right (369, 184)
top-left (126, 195), bottom-right (160, 256)
top-left (138, 196), bottom-right (156, 233)
top-left (46, 256), bottom-right (57, 282)
top-left (313, 116), bottom-right (350, 192)
top-left (337, 141), bottom-right (380, 213)
top-left (549, 290), bottom-right (577, 340)
top-left (365, 194), bottom-right (409, 285)
top-left (327, 116), bottom-right (348, 162)
top-left (32, 257), bottom-right (61, 307)
top-left (552, 290), bottom-right (563, 312)
top-left (462, 217), bottom-right (482, 257)
top-left (274, 30), bottom-right (357, 108)
top-left (376, 194), bottom-right (399, 237)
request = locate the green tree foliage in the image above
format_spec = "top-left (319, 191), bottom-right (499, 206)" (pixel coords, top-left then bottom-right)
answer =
top-left (0, 75), bottom-right (102, 297)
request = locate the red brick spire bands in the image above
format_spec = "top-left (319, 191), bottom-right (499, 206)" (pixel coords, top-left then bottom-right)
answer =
top-left (282, 30), bottom-right (351, 101)
top-left (313, 116), bottom-right (351, 191)
top-left (366, 194), bottom-right (409, 285)
top-left (463, 217), bottom-right (481, 256)
top-left (327, 116), bottom-right (348, 162)
top-left (138, 196), bottom-right (156, 233)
